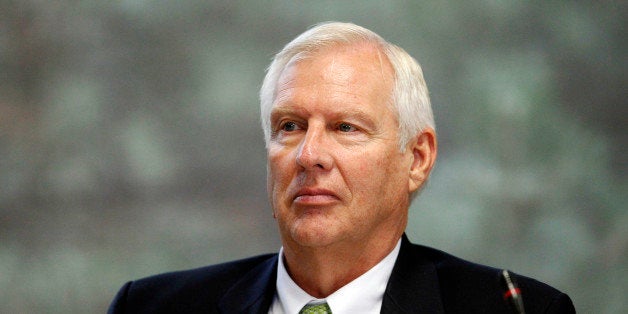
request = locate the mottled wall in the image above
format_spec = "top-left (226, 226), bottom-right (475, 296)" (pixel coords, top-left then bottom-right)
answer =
top-left (0, 1), bottom-right (625, 313)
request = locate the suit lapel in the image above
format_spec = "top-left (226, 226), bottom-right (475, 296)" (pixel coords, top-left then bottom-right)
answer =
top-left (381, 235), bottom-right (445, 313)
top-left (216, 237), bottom-right (445, 313)
top-left (218, 254), bottom-right (278, 314)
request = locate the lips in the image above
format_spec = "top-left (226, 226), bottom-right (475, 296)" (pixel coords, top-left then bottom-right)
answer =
top-left (293, 187), bottom-right (339, 205)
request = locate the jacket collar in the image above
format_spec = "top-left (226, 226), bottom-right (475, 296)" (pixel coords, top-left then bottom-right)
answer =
top-left (217, 234), bottom-right (445, 313)
top-left (218, 254), bottom-right (278, 314)
top-left (380, 234), bottom-right (445, 313)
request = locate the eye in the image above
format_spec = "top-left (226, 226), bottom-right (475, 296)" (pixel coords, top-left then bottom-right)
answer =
top-left (281, 121), bottom-right (299, 132)
top-left (338, 122), bottom-right (357, 132)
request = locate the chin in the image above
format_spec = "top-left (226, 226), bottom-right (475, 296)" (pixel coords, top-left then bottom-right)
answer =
top-left (293, 236), bottom-right (338, 248)
top-left (289, 221), bottom-right (342, 247)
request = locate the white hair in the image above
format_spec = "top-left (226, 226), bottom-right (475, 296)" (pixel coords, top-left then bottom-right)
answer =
top-left (260, 21), bottom-right (434, 150)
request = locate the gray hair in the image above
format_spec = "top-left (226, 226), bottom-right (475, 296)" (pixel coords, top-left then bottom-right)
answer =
top-left (260, 22), bottom-right (434, 150)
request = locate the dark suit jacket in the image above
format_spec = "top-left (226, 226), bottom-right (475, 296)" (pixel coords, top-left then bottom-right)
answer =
top-left (108, 235), bottom-right (575, 313)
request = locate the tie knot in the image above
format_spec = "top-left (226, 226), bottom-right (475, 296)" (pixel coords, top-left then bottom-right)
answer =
top-left (299, 301), bottom-right (332, 314)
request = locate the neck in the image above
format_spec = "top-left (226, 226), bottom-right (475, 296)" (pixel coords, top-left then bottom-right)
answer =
top-left (282, 232), bottom-right (402, 298)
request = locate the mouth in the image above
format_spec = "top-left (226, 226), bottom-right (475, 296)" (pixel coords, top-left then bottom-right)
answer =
top-left (293, 188), bottom-right (339, 205)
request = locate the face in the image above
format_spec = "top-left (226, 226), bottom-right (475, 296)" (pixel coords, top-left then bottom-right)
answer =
top-left (267, 44), bottom-right (417, 248)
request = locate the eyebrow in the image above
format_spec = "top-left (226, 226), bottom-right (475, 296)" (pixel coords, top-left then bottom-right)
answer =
top-left (334, 109), bottom-right (378, 128)
top-left (269, 105), bottom-right (303, 122)
top-left (270, 105), bottom-right (379, 130)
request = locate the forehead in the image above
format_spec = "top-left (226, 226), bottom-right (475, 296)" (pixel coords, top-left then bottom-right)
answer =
top-left (274, 43), bottom-right (395, 109)
top-left (284, 43), bottom-right (392, 83)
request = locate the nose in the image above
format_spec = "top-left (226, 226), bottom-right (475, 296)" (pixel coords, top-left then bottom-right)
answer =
top-left (296, 125), bottom-right (333, 170)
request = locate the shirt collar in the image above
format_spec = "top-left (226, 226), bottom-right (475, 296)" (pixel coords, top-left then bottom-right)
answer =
top-left (274, 240), bottom-right (401, 314)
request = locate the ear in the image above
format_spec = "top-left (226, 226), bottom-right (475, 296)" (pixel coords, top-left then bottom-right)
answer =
top-left (408, 128), bottom-right (437, 193)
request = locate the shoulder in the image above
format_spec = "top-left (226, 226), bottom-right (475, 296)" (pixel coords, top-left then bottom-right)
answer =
top-left (108, 254), bottom-right (277, 314)
top-left (402, 241), bottom-right (575, 313)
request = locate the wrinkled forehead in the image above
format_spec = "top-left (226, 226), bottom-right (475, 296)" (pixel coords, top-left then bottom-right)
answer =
top-left (271, 43), bottom-right (399, 132)
top-left (276, 43), bottom-right (395, 100)
top-left (285, 42), bottom-right (393, 77)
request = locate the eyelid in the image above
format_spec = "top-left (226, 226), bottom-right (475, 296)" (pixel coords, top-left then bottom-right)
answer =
top-left (281, 120), bottom-right (296, 130)
top-left (278, 119), bottom-right (304, 132)
top-left (336, 121), bottom-right (360, 132)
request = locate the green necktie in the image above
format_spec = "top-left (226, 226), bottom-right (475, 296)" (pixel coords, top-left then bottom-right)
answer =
top-left (299, 302), bottom-right (332, 314)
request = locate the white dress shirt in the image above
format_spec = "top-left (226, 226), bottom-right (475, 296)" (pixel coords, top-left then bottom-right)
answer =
top-left (268, 239), bottom-right (401, 314)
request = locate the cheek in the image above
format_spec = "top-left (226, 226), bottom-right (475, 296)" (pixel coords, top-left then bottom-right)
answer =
top-left (362, 149), bottom-right (396, 173)
top-left (268, 148), bottom-right (288, 176)
top-left (267, 152), bottom-right (294, 196)
top-left (357, 150), bottom-right (407, 189)
top-left (342, 152), bottom-right (388, 190)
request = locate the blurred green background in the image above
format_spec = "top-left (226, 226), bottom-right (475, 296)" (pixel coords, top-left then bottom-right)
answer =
top-left (1, 1), bottom-right (625, 313)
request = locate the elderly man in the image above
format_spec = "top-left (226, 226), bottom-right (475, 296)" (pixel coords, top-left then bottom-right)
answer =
top-left (109, 22), bottom-right (575, 313)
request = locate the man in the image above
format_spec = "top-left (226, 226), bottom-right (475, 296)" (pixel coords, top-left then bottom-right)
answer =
top-left (109, 22), bottom-right (575, 313)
